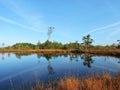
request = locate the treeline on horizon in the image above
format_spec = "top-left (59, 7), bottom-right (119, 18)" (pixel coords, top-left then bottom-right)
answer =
top-left (2, 41), bottom-right (120, 50)
top-left (1, 34), bottom-right (120, 50)
top-left (3, 40), bottom-right (81, 50)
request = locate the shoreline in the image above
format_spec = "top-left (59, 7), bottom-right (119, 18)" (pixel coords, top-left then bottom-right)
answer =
top-left (79, 49), bottom-right (120, 57)
top-left (0, 49), bottom-right (72, 54)
top-left (0, 49), bottom-right (120, 57)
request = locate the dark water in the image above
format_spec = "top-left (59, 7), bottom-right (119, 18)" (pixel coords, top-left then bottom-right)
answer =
top-left (0, 53), bottom-right (120, 90)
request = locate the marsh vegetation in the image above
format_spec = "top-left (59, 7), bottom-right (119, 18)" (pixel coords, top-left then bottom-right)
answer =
top-left (31, 73), bottom-right (120, 90)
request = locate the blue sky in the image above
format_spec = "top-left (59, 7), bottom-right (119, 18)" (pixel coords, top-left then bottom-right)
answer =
top-left (0, 0), bottom-right (120, 46)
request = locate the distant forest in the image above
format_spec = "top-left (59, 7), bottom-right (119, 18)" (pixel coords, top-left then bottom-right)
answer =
top-left (1, 34), bottom-right (120, 50)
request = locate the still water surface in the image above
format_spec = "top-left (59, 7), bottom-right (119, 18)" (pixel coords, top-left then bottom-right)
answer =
top-left (0, 53), bottom-right (120, 90)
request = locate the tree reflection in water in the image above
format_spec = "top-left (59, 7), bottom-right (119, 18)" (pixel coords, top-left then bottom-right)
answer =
top-left (16, 54), bottom-right (21, 60)
top-left (37, 54), bottom-right (42, 64)
top-left (15, 53), bottom-right (32, 60)
top-left (48, 61), bottom-right (55, 75)
top-left (2, 53), bottom-right (5, 60)
top-left (8, 53), bottom-right (11, 57)
top-left (2, 53), bottom-right (120, 71)
top-left (81, 54), bottom-right (94, 68)
top-left (43, 54), bottom-right (55, 75)
top-left (14, 53), bottom-right (95, 68)
top-left (69, 54), bottom-right (79, 62)
top-left (1, 53), bottom-right (11, 60)
top-left (118, 59), bottom-right (120, 64)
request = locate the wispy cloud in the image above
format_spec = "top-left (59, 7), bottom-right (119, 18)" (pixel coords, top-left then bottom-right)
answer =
top-left (83, 21), bottom-right (120, 45)
top-left (0, 16), bottom-right (44, 33)
top-left (109, 29), bottom-right (120, 37)
top-left (0, 0), bottom-right (46, 33)
top-left (106, 28), bottom-right (120, 40)
top-left (85, 21), bottom-right (120, 35)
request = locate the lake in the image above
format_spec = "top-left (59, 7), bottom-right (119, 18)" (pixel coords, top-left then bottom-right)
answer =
top-left (0, 53), bottom-right (120, 90)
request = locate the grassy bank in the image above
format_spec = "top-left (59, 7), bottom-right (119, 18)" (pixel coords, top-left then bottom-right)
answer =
top-left (79, 48), bottom-right (120, 57)
top-left (0, 49), bottom-right (72, 54)
top-left (31, 73), bottom-right (120, 90)
top-left (0, 49), bottom-right (120, 57)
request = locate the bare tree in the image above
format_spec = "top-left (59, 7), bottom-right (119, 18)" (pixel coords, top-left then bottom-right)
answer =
top-left (47, 26), bottom-right (54, 40)
top-left (37, 40), bottom-right (41, 49)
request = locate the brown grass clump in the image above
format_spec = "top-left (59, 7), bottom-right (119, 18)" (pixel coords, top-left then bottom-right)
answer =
top-left (58, 77), bottom-right (80, 90)
top-left (32, 73), bottom-right (120, 90)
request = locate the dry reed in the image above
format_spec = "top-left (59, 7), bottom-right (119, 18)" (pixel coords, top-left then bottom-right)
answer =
top-left (32, 73), bottom-right (120, 90)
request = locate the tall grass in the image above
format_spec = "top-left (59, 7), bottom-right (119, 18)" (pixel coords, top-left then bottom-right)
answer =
top-left (31, 73), bottom-right (120, 90)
